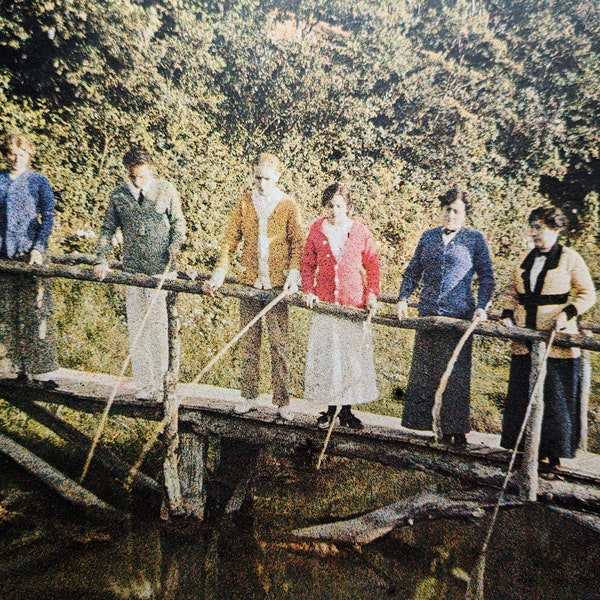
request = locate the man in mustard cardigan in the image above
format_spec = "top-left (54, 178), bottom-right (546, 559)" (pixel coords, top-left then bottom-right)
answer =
top-left (203, 153), bottom-right (304, 420)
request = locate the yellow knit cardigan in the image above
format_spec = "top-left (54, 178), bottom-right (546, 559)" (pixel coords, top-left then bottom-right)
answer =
top-left (216, 192), bottom-right (304, 287)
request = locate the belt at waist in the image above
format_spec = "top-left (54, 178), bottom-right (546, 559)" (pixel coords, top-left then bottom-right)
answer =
top-left (517, 292), bottom-right (568, 307)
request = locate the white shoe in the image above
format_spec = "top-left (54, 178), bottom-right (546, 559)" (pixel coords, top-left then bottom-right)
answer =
top-left (278, 406), bottom-right (294, 421)
top-left (136, 387), bottom-right (162, 401)
top-left (234, 399), bottom-right (254, 414)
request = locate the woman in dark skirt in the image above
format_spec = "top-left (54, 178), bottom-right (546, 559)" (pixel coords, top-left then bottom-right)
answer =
top-left (500, 206), bottom-right (596, 469)
top-left (396, 185), bottom-right (495, 447)
top-left (0, 132), bottom-right (58, 380)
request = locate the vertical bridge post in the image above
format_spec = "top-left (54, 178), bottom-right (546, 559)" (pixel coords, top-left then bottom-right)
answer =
top-left (520, 339), bottom-right (547, 501)
top-left (162, 290), bottom-right (207, 520)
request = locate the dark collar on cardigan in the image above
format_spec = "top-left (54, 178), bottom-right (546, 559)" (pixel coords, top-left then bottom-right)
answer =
top-left (520, 243), bottom-right (562, 273)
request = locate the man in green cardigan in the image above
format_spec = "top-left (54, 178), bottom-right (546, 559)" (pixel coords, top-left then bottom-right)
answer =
top-left (95, 146), bottom-right (186, 401)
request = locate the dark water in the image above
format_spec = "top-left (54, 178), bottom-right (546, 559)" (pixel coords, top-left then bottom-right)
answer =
top-left (2, 454), bottom-right (600, 600)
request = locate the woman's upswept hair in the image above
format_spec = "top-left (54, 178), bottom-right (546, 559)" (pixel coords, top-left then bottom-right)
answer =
top-left (528, 206), bottom-right (568, 230)
top-left (122, 146), bottom-right (153, 168)
top-left (321, 183), bottom-right (352, 209)
top-left (0, 132), bottom-right (36, 157)
top-left (439, 184), bottom-right (472, 215)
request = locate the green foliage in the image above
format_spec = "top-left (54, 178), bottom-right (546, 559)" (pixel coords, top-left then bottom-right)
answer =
top-left (0, 0), bottom-right (598, 434)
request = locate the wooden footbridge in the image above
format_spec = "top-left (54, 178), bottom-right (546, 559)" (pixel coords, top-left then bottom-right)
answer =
top-left (1, 255), bottom-right (599, 532)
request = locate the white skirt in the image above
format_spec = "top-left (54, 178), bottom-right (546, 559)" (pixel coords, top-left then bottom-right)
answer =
top-left (304, 313), bottom-right (378, 407)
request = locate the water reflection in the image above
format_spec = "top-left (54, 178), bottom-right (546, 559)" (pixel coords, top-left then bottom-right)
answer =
top-left (2, 460), bottom-right (600, 600)
top-left (2, 502), bottom-right (600, 600)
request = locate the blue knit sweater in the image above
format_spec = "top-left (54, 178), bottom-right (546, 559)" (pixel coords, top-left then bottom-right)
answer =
top-left (398, 227), bottom-right (495, 318)
top-left (0, 169), bottom-right (55, 258)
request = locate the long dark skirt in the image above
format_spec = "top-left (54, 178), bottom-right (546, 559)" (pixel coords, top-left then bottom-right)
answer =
top-left (401, 329), bottom-right (472, 434)
top-left (0, 273), bottom-right (59, 375)
top-left (500, 354), bottom-right (582, 459)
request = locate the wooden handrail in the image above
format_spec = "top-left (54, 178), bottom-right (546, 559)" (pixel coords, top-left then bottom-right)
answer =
top-left (0, 255), bottom-right (598, 351)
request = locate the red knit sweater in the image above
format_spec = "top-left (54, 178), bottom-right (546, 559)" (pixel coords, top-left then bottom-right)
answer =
top-left (301, 217), bottom-right (380, 309)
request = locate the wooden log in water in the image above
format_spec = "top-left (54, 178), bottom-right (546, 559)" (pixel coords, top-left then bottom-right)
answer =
top-left (292, 489), bottom-right (524, 545)
top-left (548, 504), bottom-right (600, 535)
top-left (0, 431), bottom-right (127, 521)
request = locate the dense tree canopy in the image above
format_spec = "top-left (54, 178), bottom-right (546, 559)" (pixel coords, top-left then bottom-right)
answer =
top-left (0, 0), bottom-right (598, 288)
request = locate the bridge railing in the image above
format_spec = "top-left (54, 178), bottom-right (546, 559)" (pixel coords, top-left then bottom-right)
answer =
top-left (0, 254), bottom-right (597, 351)
top-left (0, 253), bottom-right (597, 507)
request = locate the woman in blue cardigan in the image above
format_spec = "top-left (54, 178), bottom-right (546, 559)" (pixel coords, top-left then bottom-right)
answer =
top-left (396, 186), bottom-right (495, 447)
top-left (0, 133), bottom-right (58, 380)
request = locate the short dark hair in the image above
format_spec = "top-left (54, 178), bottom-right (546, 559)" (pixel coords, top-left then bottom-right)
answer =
top-left (528, 206), bottom-right (568, 230)
top-left (439, 185), bottom-right (472, 216)
top-left (321, 183), bottom-right (352, 209)
top-left (122, 146), bottom-right (153, 168)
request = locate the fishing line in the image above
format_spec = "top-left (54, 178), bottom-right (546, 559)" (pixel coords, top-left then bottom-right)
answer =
top-left (80, 260), bottom-right (173, 483)
top-left (466, 329), bottom-right (556, 599)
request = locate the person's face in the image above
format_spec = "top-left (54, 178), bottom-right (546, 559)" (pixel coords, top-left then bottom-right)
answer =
top-left (441, 199), bottom-right (467, 231)
top-left (128, 163), bottom-right (153, 189)
top-left (530, 220), bottom-right (559, 251)
top-left (253, 164), bottom-right (280, 196)
top-left (6, 146), bottom-right (31, 173)
top-left (326, 194), bottom-right (349, 223)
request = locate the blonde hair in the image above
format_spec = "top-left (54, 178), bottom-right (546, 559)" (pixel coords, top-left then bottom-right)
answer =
top-left (1, 132), bottom-right (36, 158)
top-left (255, 152), bottom-right (281, 173)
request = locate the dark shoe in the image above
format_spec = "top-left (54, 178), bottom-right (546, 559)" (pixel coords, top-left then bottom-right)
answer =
top-left (441, 434), bottom-right (453, 445)
top-left (339, 410), bottom-right (364, 430)
top-left (316, 411), bottom-right (332, 429)
top-left (548, 456), bottom-right (561, 469)
top-left (453, 434), bottom-right (467, 449)
top-left (16, 372), bottom-right (33, 384)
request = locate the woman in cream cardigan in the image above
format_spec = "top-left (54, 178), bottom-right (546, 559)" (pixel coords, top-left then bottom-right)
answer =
top-left (500, 206), bottom-right (596, 469)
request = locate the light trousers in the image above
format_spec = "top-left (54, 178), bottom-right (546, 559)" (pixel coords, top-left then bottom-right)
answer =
top-left (125, 285), bottom-right (169, 395)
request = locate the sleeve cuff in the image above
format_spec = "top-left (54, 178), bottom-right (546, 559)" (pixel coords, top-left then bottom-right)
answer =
top-left (500, 309), bottom-right (514, 320)
top-left (286, 269), bottom-right (301, 287)
top-left (210, 267), bottom-right (227, 288)
top-left (563, 304), bottom-right (577, 320)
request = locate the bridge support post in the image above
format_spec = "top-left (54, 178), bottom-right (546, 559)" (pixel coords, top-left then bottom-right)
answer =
top-left (162, 291), bottom-right (189, 517)
top-left (179, 427), bottom-right (207, 519)
top-left (520, 340), bottom-right (547, 501)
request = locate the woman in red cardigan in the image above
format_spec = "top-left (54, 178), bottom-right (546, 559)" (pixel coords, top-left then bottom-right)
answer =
top-left (300, 183), bottom-right (381, 429)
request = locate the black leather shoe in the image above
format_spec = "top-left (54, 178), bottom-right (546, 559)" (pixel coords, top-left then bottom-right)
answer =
top-left (339, 411), bottom-right (364, 430)
top-left (453, 434), bottom-right (467, 449)
top-left (548, 456), bottom-right (561, 469)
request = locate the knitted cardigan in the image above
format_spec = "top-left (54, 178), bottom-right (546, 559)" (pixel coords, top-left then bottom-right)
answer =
top-left (301, 217), bottom-right (380, 309)
top-left (96, 178), bottom-right (186, 275)
top-left (398, 227), bottom-right (495, 319)
top-left (502, 244), bottom-right (596, 359)
top-left (216, 192), bottom-right (304, 287)
top-left (0, 169), bottom-right (55, 257)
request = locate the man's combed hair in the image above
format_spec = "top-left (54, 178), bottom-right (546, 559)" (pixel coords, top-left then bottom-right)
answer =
top-left (123, 146), bottom-right (153, 168)
top-left (255, 152), bottom-right (281, 172)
